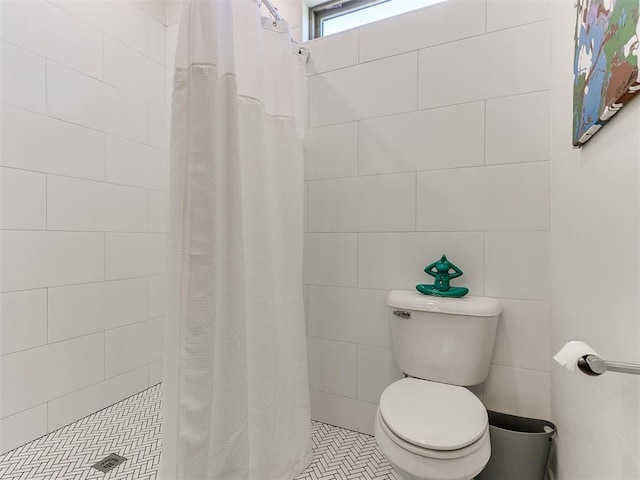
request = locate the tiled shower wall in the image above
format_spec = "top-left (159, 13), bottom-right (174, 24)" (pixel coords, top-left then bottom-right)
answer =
top-left (0, 0), bottom-right (171, 454)
top-left (303, 0), bottom-right (552, 434)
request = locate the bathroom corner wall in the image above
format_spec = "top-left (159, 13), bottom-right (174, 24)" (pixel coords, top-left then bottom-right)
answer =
top-left (550, 1), bottom-right (640, 478)
top-left (0, 0), bottom-right (170, 454)
top-left (303, 0), bottom-right (552, 435)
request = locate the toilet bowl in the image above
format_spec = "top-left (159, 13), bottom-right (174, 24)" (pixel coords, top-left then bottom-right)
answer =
top-left (375, 291), bottom-right (501, 480)
top-left (374, 378), bottom-right (490, 480)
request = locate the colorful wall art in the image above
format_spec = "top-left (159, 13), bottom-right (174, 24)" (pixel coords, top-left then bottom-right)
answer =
top-left (573, 0), bottom-right (640, 146)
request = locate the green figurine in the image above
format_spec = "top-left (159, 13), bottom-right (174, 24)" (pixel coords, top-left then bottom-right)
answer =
top-left (416, 254), bottom-right (469, 297)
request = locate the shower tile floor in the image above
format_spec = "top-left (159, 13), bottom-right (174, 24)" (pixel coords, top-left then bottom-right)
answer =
top-left (0, 384), bottom-right (399, 480)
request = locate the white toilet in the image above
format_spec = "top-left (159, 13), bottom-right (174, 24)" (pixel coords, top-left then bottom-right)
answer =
top-left (374, 290), bottom-right (501, 480)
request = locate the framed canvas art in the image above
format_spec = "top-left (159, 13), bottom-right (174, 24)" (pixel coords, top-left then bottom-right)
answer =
top-left (573, 0), bottom-right (640, 146)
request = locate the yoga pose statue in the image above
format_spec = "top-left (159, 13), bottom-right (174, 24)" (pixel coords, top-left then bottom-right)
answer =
top-left (416, 254), bottom-right (469, 297)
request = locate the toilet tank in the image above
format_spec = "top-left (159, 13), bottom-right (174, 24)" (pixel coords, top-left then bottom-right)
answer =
top-left (387, 290), bottom-right (501, 386)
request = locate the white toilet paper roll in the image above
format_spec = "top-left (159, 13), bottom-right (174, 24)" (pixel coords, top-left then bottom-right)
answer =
top-left (553, 340), bottom-right (599, 372)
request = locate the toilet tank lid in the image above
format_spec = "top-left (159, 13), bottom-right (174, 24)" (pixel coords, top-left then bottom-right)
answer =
top-left (387, 290), bottom-right (501, 317)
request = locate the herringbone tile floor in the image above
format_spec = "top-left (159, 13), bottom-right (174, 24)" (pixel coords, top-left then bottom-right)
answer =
top-left (0, 385), bottom-right (399, 480)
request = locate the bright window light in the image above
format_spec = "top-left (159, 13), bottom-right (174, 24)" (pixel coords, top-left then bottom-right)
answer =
top-left (320, 0), bottom-right (448, 37)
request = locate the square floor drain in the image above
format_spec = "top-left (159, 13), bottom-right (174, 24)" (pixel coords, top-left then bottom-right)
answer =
top-left (92, 453), bottom-right (128, 473)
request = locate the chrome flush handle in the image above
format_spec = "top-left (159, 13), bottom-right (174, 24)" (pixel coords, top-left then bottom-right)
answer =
top-left (392, 310), bottom-right (411, 319)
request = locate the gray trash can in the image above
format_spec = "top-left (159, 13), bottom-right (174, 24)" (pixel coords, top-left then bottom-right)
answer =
top-left (476, 411), bottom-right (556, 480)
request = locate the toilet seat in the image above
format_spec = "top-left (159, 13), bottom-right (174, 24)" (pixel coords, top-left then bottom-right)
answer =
top-left (379, 378), bottom-right (488, 451)
top-left (376, 409), bottom-right (489, 460)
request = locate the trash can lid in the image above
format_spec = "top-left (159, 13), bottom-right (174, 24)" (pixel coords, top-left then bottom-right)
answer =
top-left (380, 378), bottom-right (488, 451)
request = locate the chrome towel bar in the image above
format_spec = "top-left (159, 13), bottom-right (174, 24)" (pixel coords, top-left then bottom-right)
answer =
top-left (577, 355), bottom-right (640, 376)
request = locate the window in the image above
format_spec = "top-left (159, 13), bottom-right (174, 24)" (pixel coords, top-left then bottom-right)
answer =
top-left (310, 0), bottom-right (448, 38)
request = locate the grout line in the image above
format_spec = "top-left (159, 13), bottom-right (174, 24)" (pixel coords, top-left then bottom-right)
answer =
top-left (1, 165), bottom-right (168, 193)
top-left (44, 60), bottom-right (48, 115)
top-left (482, 231), bottom-right (486, 297)
top-left (416, 49), bottom-right (420, 112)
top-left (483, 99), bottom-right (487, 165)
top-left (355, 232), bottom-right (359, 288)
top-left (0, 274), bottom-right (164, 296)
top-left (102, 33), bottom-right (106, 81)
top-left (304, 159), bottom-right (550, 183)
top-left (2, 165), bottom-right (167, 194)
top-left (414, 172), bottom-right (418, 231)
top-left (0, 402), bottom-right (49, 423)
top-left (305, 18), bottom-right (549, 79)
top-left (356, 26), bottom-right (361, 64)
top-left (306, 88), bottom-right (551, 130)
top-left (45, 288), bottom-right (49, 345)
top-left (356, 120), bottom-right (360, 176)
top-left (103, 232), bottom-right (108, 282)
top-left (485, 0), bottom-right (488, 33)
top-left (44, 174), bottom-right (48, 230)
top-left (0, 228), bottom-right (167, 235)
top-left (2, 102), bottom-right (169, 153)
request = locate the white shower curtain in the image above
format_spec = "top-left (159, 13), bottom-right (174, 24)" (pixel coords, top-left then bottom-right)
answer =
top-left (159, 1), bottom-right (311, 478)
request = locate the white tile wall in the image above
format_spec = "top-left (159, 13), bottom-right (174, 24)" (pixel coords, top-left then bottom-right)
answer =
top-left (358, 0), bottom-right (486, 63)
top-left (0, 404), bottom-right (47, 454)
top-left (147, 105), bottom-right (169, 149)
top-left (104, 36), bottom-right (166, 107)
top-left (166, 1), bottom-right (183, 26)
top-left (0, 290), bottom-right (47, 355)
top-left (1, 1), bottom-right (104, 79)
top-left (138, 1), bottom-right (167, 24)
top-left (358, 102), bottom-right (485, 175)
top-left (305, 30), bottom-right (358, 75)
top-left (1, 42), bottom-right (46, 113)
top-left (308, 52), bottom-right (417, 127)
top-left (147, 16), bottom-right (168, 65)
top-left (304, 122), bottom-right (358, 180)
top-left (47, 176), bottom-right (148, 232)
top-left (0, 333), bottom-right (104, 418)
top-left (483, 364), bottom-right (551, 419)
top-left (491, 299), bottom-right (551, 372)
top-left (47, 366), bottom-right (149, 431)
top-left (149, 191), bottom-right (169, 233)
top-left (0, 168), bottom-right (47, 230)
top-left (310, 389), bottom-right (378, 436)
top-left (303, 233), bottom-right (358, 287)
top-left (307, 286), bottom-right (390, 348)
top-left (1, 106), bottom-right (106, 181)
top-left (416, 162), bottom-right (550, 231)
top-left (304, 5), bottom-right (552, 432)
top-left (356, 345), bottom-right (403, 403)
top-left (149, 359), bottom-right (164, 385)
top-left (48, 278), bottom-right (149, 343)
top-left (50, 0), bottom-right (148, 54)
top-left (0, 231), bottom-right (105, 292)
top-left (0, 0), bottom-right (168, 454)
top-left (47, 61), bottom-right (148, 143)
top-left (148, 275), bottom-right (167, 319)
top-left (106, 136), bottom-right (168, 191)
top-left (166, 23), bottom-right (179, 65)
top-left (105, 233), bottom-right (167, 280)
top-left (307, 338), bottom-right (357, 398)
top-left (418, 21), bottom-right (550, 109)
top-left (486, 0), bottom-right (551, 32)
top-left (104, 318), bottom-right (164, 378)
top-left (485, 231), bottom-right (550, 301)
top-left (308, 173), bottom-right (416, 232)
top-left (486, 91), bottom-right (552, 165)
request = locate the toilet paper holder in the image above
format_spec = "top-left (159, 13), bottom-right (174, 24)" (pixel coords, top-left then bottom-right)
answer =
top-left (577, 355), bottom-right (640, 376)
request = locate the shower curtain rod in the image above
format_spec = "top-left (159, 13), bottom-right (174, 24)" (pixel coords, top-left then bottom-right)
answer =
top-left (260, 0), bottom-right (310, 63)
top-left (262, 0), bottom-right (284, 22)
